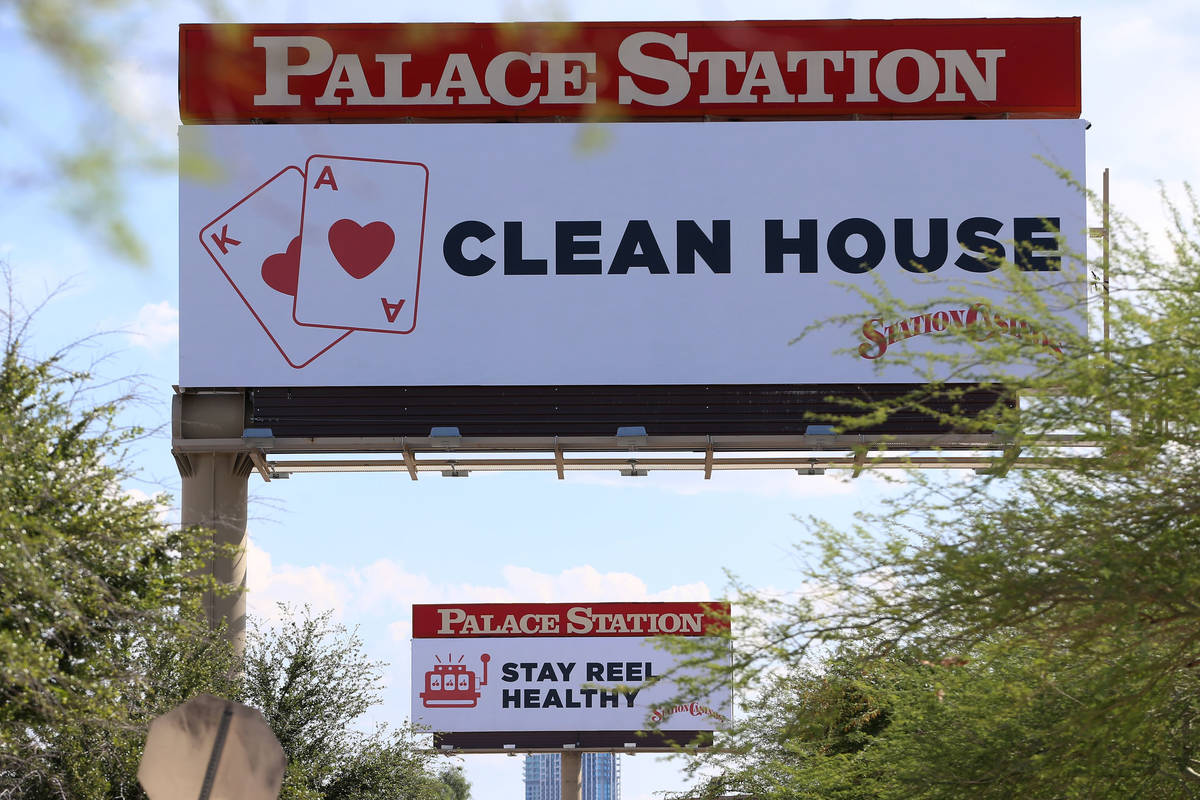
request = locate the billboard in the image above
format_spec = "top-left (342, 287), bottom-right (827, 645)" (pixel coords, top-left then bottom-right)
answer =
top-left (411, 602), bottom-right (731, 747)
top-left (179, 118), bottom-right (1086, 389)
top-left (179, 19), bottom-right (1081, 123)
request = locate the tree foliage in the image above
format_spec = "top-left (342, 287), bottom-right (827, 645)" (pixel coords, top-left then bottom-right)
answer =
top-left (5, 0), bottom-right (221, 264)
top-left (682, 189), bottom-right (1200, 798)
top-left (0, 295), bottom-right (237, 797)
top-left (694, 638), bottom-right (1200, 799)
top-left (0, 297), bottom-right (451, 799)
top-left (429, 765), bottom-right (473, 800)
top-left (244, 607), bottom-right (447, 800)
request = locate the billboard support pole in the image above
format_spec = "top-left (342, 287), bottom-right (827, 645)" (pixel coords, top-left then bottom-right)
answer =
top-left (1102, 167), bottom-right (1110, 347)
top-left (561, 750), bottom-right (581, 800)
top-left (172, 391), bottom-right (252, 659)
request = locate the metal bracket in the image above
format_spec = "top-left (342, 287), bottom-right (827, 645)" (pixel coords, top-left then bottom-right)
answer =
top-left (248, 449), bottom-right (272, 483)
top-left (401, 439), bottom-right (419, 481)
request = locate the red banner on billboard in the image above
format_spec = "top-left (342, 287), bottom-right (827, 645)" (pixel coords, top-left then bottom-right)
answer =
top-left (412, 602), bottom-right (730, 638)
top-left (179, 18), bottom-right (1080, 123)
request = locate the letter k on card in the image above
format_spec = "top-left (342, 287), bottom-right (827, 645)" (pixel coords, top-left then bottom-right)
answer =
top-left (293, 155), bottom-right (429, 334)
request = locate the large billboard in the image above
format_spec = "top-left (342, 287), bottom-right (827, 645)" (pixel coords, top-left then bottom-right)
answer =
top-left (179, 118), bottom-right (1086, 389)
top-left (410, 602), bottom-right (731, 748)
top-left (179, 19), bottom-right (1081, 123)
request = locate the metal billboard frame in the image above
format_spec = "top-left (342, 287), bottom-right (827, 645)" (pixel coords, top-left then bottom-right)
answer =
top-left (172, 388), bottom-right (1095, 483)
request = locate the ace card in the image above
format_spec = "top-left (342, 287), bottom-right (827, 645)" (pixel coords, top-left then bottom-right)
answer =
top-left (293, 155), bottom-right (429, 334)
top-left (199, 166), bottom-right (351, 368)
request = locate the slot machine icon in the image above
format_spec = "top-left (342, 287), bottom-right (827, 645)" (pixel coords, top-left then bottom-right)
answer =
top-left (420, 653), bottom-right (490, 708)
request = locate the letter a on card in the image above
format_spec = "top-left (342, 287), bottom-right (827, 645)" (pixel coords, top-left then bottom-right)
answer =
top-left (293, 155), bottom-right (429, 334)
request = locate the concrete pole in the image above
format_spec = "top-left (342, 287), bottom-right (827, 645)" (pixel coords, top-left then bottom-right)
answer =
top-left (173, 392), bottom-right (252, 658)
top-left (561, 750), bottom-right (582, 800)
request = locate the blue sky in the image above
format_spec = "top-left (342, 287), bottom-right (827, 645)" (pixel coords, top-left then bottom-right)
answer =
top-left (2, 1), bottom-right (1199, 798)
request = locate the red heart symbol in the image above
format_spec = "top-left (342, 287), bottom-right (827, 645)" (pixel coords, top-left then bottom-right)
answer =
top-left (261, 235), bottom-right (301, 296)
top-left (328, 219), bottom-right (395, 280)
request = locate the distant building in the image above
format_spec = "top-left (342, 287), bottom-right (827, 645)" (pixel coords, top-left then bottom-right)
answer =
top-left (524, 753), bottom-right (621, 800)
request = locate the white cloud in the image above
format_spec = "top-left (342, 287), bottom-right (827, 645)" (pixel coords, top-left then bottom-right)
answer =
top-left (246, 541), bottom-right (352, 622)
top-left (124, 300), bottom-right (178, 353)
top-left (121, 487), bottom-right (174, 524)
top-left (245, 542), bottom-right (713, 635)
top-left (499, 564), bottom-right (711, 603)
top-left (106, 58), bottom-right (179, 148)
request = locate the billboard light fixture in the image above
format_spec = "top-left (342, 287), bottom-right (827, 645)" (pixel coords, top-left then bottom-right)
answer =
top-left (430, 426), bottom-right (461, 438)
top-left (241, 427), bottom-right (275, 449)
top-left (805, 424), bottom-right (836, 435)
top-left (799, 460), bottom-right (825, 476)
top-left (616, 426), bottom-right (648, 437)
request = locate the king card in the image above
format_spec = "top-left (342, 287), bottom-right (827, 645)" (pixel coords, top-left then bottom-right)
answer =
top-left (293, 155), bottom-right (429, 334)
top-left (198, 166), bottom-right (352, 369)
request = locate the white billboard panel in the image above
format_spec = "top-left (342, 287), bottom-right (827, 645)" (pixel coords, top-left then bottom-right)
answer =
top-left (179, 119), bottom-right (1086, 387)
top-left (410, 636), bottom-right (730, 734)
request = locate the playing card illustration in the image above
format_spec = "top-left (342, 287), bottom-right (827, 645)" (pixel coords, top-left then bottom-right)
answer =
top-left (199, 166), bottom-right (352, 369)
top-left (293, 155), bottom-right (429, 334)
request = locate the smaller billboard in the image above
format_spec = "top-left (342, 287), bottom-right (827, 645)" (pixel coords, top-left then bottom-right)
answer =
top-left (411, 602), bottom-right (731, 748)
